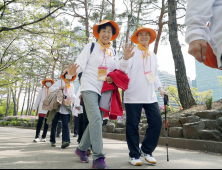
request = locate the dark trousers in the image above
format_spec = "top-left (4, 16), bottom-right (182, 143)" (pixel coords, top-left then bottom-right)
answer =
top-left (74, 116), bottom-right (78, 135)
top-left (77, 105), bottom-right (89, 143)
top-left (50, 112), bottom-right (70, 143)
top-left (102, 119), bottom-right (108, 126)
top-left (125, 102), bottom-right (162, 158)
top-left (56, 121), bottom-right (62, 136)
top-left (35, 117), bottom-right (48, 139)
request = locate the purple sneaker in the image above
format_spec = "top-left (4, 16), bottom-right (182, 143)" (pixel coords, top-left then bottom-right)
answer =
top-left (92, 157), bottom-right (108, 169)
top-left (75, 147), bottom-right (89, 163)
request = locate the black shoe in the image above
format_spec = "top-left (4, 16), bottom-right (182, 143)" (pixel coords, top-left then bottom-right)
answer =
top-left (73, 134), bottom-right (77, 137)
top-left (56, 135), bottom-right (60, 138)
top-left (61, 142), bottom-right (70, 149)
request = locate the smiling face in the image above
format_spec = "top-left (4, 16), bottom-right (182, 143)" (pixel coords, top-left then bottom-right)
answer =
top-left (137, 30), bottom-right (151, 47)
top-left (98, 25), bottom-right (113, 45)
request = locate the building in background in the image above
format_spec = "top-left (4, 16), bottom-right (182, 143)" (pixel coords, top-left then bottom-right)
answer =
top-left (192, 79), bottom-right (197, 88)
top-left (156, 70), bottom-right (178, 108)
top-left (195, 60), bottom-right (222, 101)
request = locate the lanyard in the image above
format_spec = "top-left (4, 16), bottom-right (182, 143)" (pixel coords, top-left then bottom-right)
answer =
top-left (99, 49), bottom-right (107, 68)
top-left (142, 51), bottom-right (152, 74)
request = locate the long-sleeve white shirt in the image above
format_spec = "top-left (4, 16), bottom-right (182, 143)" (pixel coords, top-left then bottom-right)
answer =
top-left (73, 88), bottom-right (83, 117)
top-left (49, 80), bottom-right (75, 115)
top-left (75, 42), bottom-right (129, 95)
top-left (123, 47), bottom-right (162, 104)
top-left (185, 0), bottom-right (222, 68)
top-left (33, 87), bottom-right (48, 114)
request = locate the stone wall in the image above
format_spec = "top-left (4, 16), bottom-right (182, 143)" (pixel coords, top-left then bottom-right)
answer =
top-left (103, 110), bottom-right (222, 142)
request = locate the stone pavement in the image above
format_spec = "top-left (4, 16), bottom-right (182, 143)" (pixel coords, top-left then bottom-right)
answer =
top-left (0, 127), bottom-right (222, 169)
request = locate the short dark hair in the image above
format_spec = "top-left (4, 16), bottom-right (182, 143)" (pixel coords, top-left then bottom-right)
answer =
top-left (98, 23), bottom-right (116, 35)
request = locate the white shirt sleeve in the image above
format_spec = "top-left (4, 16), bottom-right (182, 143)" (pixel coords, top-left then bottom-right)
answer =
top-left (153, 53), bottom-right (162, 90)
top-left (70, 85), bottom-right (75, 104)
top-left (185, 0), bottom-right (215, 44)
top-left (75, 88), bottom-right (81, 108)
top-left (75, 43), bottom-right (92, 73)
top-left (33, 88), bottom-right (43, 110)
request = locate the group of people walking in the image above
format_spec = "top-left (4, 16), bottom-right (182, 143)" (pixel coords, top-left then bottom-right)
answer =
top-left (33, 20), bottom-right (167, 169)
top-left (29, 0), bottom-right (222, 168)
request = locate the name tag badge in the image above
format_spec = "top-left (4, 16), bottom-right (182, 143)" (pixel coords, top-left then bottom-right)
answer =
top-left (98, 66), bottom-right (107, 81)
top-left (145, 71), bottom-right (157, 83)
top-left (65, 98), bottom-right (71, 106)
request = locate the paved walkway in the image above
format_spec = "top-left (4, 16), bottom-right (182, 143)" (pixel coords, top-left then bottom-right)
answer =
top-left (0, 127), bottom-right (222, 169)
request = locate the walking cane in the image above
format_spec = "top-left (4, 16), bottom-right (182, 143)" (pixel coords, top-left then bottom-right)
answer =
top-left (164, 94), bottom-right (169, 162)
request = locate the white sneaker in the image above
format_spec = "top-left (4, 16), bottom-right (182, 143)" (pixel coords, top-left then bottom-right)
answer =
top-left (41, 138), bottom-right (47, 142)
top-left (140, 148), bottom-right (157, 164)
top-left (33, 138), bottom-right (40, 142)
top-left (129, 157), bottom-right (143, 166)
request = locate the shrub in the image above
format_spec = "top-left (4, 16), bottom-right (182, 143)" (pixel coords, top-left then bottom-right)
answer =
top-left (11, 121), bottom-right (18, 126)
top-left (27, 122), bottom-right (32, 127)
top-left (206, 96), bottom-right (213, 110)
top-left (4, 121), bottom-right (10, 126)
top-left (34, 122), bottom-right (38, 127)
top-left (17, 121), bottom-right (22, 126)
top-left (12, 117), bottom-right (18, 121)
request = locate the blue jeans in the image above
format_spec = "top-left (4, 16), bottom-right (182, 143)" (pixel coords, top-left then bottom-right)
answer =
top-left (50, 112), bottom-right (70, 143)
top-left (125, 102), bottom-right (162, 158)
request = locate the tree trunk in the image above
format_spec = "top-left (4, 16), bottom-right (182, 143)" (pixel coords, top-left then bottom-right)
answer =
top-left (21, 85), bottom-right (27, 116)
top-left (153, 0), bottom-right (165, 54)
top-left (111, 0), bottom-right (117, 48)
top-left (28, 83), bottom-right (35, 115)
top-left (30, 78), bottom-right (39, 115)
top-left (85, 0), bottom-right (89, 39)
top-left (5, 90), bottom-right (11, 117)
top-left (10, 88), bottom-right (17, 116)
top-left (25, 80), bottom-right (31, 116)
top-left (168, 0), bottom-right (196, 109)
top-left (135, 0), bottom-right (142, 30)
top-left (52, 61), bottom-right (56, 80)
top-left (16, 83), bottom-right (23, 113)
top-left (99, 0), bottom-right (105, 23)
top-left (126, 16), bottom-right (130, 46)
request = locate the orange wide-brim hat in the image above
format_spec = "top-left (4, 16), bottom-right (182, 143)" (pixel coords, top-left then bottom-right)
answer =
top-left (131, 26), bottom-right (157, 44)
top-left (93, 20), bottom-right (119, 41)
top-left (42, 78), bottom-right (55, 86)
top-left (61, 69), bottom-right (76, 82)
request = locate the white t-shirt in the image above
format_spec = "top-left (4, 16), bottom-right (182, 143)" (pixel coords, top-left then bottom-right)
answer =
top-left (75, 42), bottom-right (129, 95)
top-left (123, 47), bottom-right (162, 104)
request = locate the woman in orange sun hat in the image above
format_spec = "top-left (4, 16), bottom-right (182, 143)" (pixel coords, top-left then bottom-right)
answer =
top-left (33, 78), bottom-right (54, 143)
top-left (49, 69), bottom-right (77, 149)
top-left (123, 26), bottom-right (167, 166)
top-left (68, 20), bottom-right (134, 169)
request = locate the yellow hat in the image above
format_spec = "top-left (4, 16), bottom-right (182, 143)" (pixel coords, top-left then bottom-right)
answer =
top-left (42, 78), bottom-right (55, 86)
top-left (61, 69), bottom-right (76, 82)
top-left (131, 26), bottom-right (157, 44)
top-left (93, 20), bottom-right (119, 41)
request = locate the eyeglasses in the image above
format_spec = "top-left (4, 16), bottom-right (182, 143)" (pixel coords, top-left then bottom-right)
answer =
top-left (138, 34), bottom-right (150, 37)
